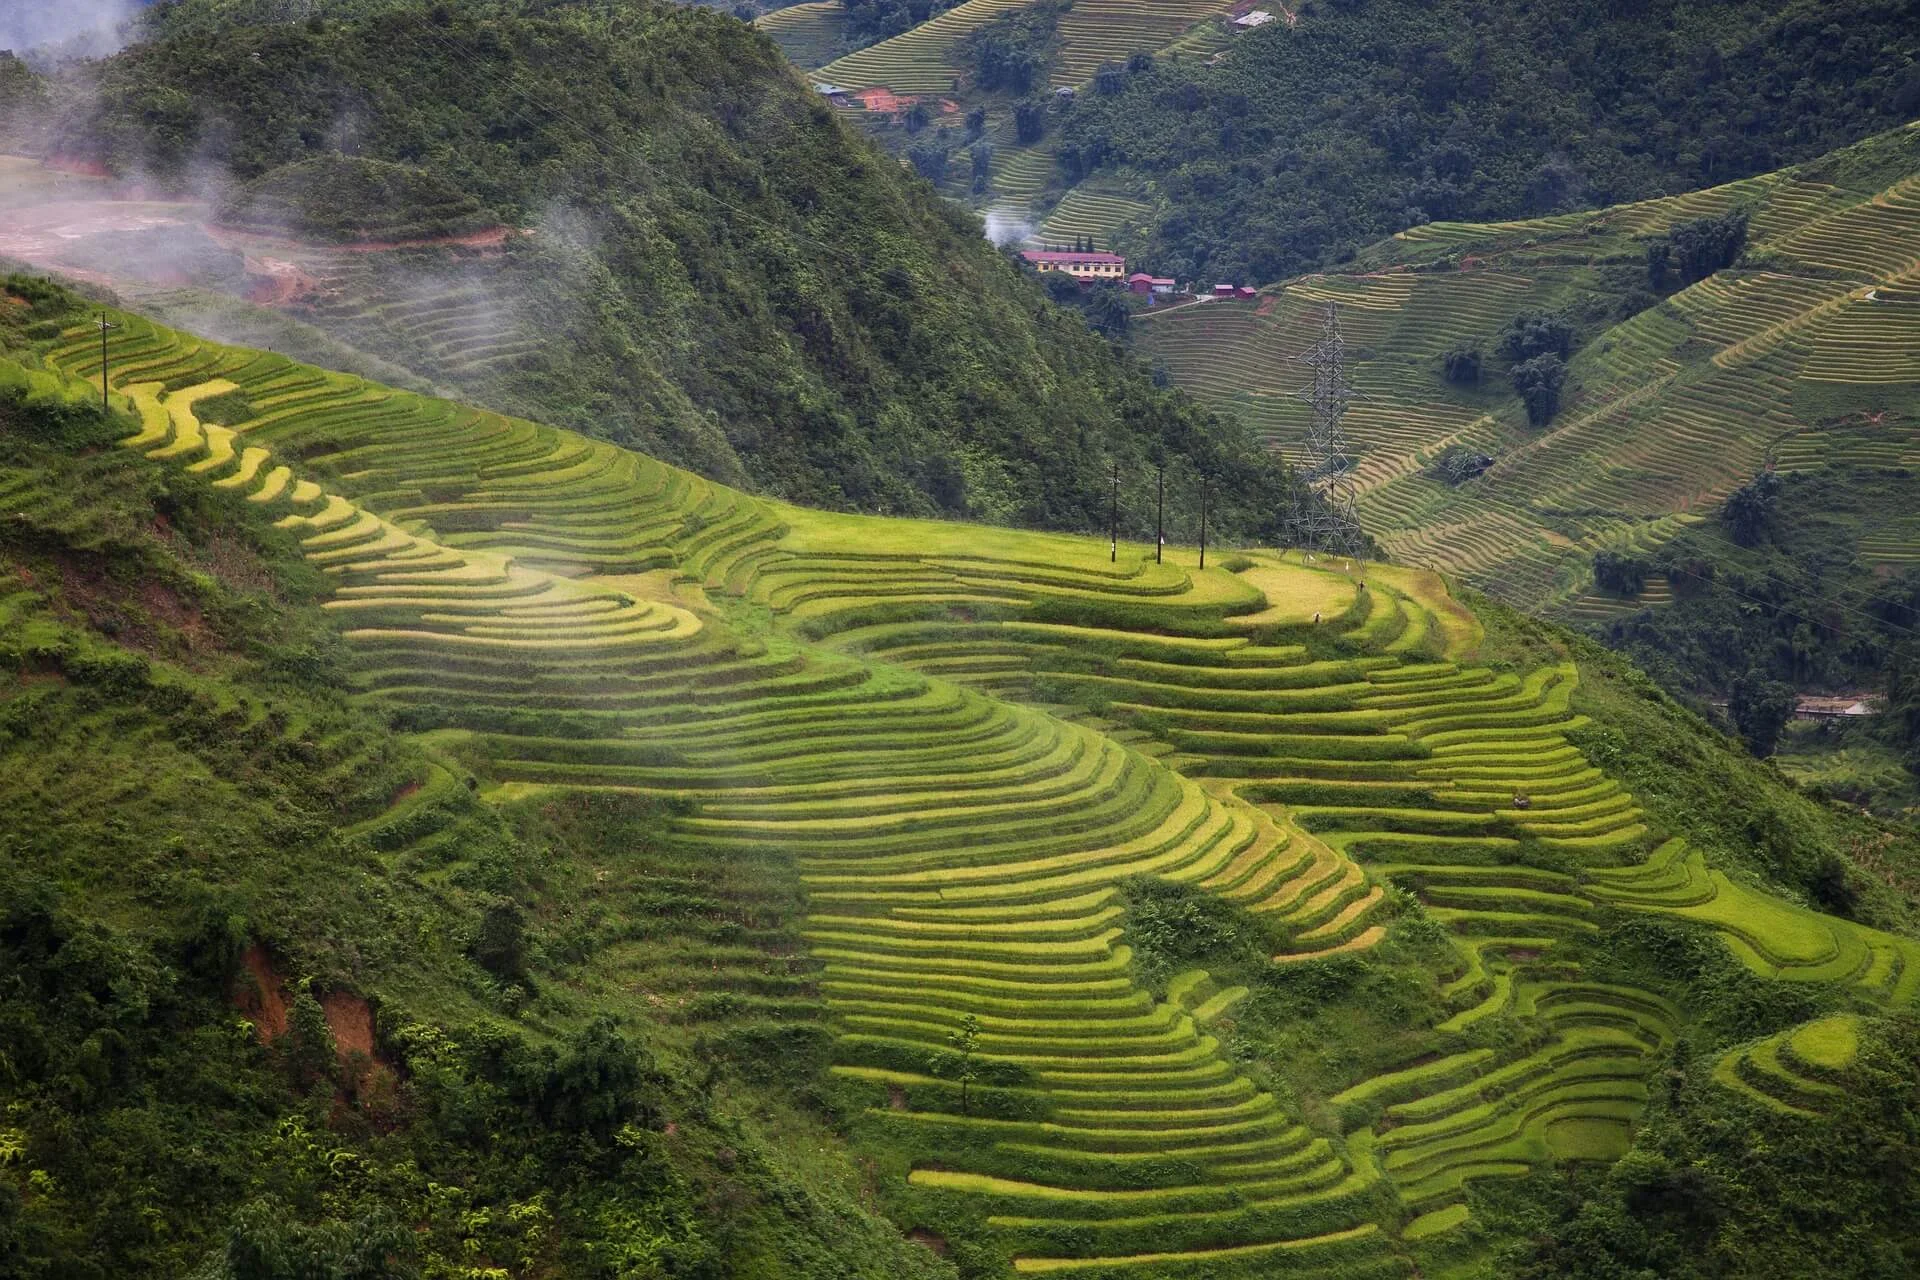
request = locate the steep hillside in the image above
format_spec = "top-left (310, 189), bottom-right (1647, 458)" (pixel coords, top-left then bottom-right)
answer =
top-left (9, 2), bottom-right (1291, 536)
top-left (0, 282), bottom-right (947, 1279)
top-left (762, 0), bottom-right (1231, 241)
top-left (1058, 0), bottom-right (1920, 283)
top-left (10, 276), bottom-right (1920, 1276)
top-left (1131, 125), bottom-right (1920, 616)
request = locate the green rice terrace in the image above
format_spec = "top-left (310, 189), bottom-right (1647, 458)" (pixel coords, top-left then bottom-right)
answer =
top-left (1132, 123), bottom-right (1920, 616)
top-left (11, 290), bottom-right (1920, 1275)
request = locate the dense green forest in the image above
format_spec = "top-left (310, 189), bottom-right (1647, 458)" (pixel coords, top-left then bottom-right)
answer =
top-left (1594, 470), bottom-right (1920, 702)
top-left (1058, 0), bottom-right (1920, 283)
top-left (1585, 469), bottom-right (1920, 809)
top-left (0, 278), bottom-right (951, 1278)
top-left (20, 1), bottom-right (1297, 537)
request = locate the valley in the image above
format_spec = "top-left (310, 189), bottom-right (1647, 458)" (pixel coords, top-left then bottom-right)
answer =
top-left (8, 0), bottom-right (1920, 1275)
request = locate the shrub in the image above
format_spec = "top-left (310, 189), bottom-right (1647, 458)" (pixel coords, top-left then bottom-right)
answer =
top-left (1431, 443), bottom-right (1493, 484)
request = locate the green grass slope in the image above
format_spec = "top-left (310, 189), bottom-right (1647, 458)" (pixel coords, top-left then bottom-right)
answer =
top-left (10, 275), bottom-right (1920, 1276)
top-left (29, 2), bottom-right (1286, 537)
top-left (1131, 124), bottom-right (1920, 611)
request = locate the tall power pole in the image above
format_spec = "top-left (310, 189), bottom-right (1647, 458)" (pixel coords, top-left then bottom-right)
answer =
top-left (1293, 304), bottom-right (1366, 555)
top-left (1109, 461), bottom-right (1119, 562)
top-left (1155, 466), bottom-right (1164, 565)
top-left (97, 313), bottom-right (116, 413)
top-left (1198, 476), bottom-right (1209, 570)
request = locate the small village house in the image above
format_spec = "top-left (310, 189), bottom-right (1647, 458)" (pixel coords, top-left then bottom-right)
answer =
top-left (1129, 272), bottom-right (1177, 295)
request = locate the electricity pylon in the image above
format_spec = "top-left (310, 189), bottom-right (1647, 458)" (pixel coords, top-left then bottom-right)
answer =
top-left (1291, 304), bottom-right (1366, 555)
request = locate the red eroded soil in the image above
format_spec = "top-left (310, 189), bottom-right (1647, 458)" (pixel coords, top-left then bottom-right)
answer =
top-left (907, 1229), bottom-right (950, 1256)
top-left (207, 222), bottom-right (516, 254)
top-left (323, 991), bottom-right (377, 1060)
top-left (237, 943), bottom-right (291, 1042)
top-left (45, 154), bottom-right (112, 178)
top-left (242, 255), bottom-right (321, 305)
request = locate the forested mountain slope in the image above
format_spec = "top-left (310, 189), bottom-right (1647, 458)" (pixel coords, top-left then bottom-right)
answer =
top-left (1058, 0), bottom-right (1920, 284)
top-left (2, 2), bottom-right (1291, 536)
top-left (8, 275), bottom-right (1920, 1277)
top-left (1131, 124), bottom-right (1920, 618)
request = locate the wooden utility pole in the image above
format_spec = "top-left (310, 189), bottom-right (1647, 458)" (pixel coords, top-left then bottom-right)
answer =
top-left (1110, 461), bottom-right (1119, 563)
top-left (1155, 466), bottom-right (1164, 565)
top-left (1199, 476), bottom-right (1209, 570)
top-left (97, 313), bottom-right (116, 412)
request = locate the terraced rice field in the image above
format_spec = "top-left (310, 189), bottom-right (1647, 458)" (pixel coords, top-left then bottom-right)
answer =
top-left (1034, 188), bottom-right (1156, 252)
top-left (1047, 0), bottom-right (1237, 88)
top-left (49, 309), bottom-right (1917, 1273)
top-left (1710, 1014), bottom-right (1863, 1118)
top-left (815, 0), bottom-right (1032, 93)
top-left (1137, 125), bottom-right (1920, 612)
top-left (757, 1), bottom-right (852, 69)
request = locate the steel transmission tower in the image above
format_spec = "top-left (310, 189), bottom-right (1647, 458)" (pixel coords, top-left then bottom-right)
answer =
top-left (1292, 304), bottom-right (1366, 555)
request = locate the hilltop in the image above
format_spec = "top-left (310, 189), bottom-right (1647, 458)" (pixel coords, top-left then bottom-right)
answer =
top-left (762, 0), bottom-right (1920, 279)
top-left (2, 2), bottom-right (1292, 537)
top-left (7, 274), bottom-right (1920, 1277)
top-left (1130, 125), bottom-right (1920, 619)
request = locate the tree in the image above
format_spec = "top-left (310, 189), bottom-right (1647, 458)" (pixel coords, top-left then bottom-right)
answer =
top-left (1721, 470), bottom-right (1780, 547)
top-left (1084, 286), bottom-right (1130, 337)
top-left (946, 1013), bottom-right (980, 1114)
top-left (1647, 240), bottom-right (1673, 290)
top-left (517, 1014), bottom-right (656, 1141)
top-left (1592, 550), bottom-right (1650, 596)
top-left (969, 142), bottom-right (992, 194)
top-left (283, 988), bottom-right (337, 1090)
top-left (1668, 210), bottom-right (1749, 283)
top-left (1509, 353), bottom-right (1566, 426)
top-left (1728, 667), bottom-right (1795, 757)
top-left (903, 101), bottom-right (930, 134)
top-left (1499, 311), bottom-right (1573, 363)
top-left (1441, 344), bottom-right (1481, 384)
top-left (907, 135), bottom-right (949, 181)
top-left (1094, 62), bottom-right (1126, 95)
top-left (964, 104), bottom-right (986, 138)
top-left (1014, 98), bottom-right (1047, 144)
top-left (1126, 50), bottom-right (1152, 73)
top-left (1044, 271), bottom-right (1083, 303)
